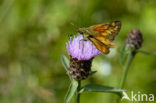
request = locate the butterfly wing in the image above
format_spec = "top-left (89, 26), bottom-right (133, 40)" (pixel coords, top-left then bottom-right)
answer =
top-left (88, 36), bottom-right (109, 54)
top-left (89, 21), bottom-right (121, 41)
top-left (93, 35), bottom-right (115, 48)
top-left (78, 21), bottom-right (121, 54)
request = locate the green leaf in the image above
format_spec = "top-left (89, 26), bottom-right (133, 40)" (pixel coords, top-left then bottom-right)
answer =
top-left (89, 71), bottom-right (97, 76)
top-left (65, 80), bottom-right (78, 103)
top-left (61, 55), bottom-right (72, 80)
top-left (138, 50), bottom-right (156, 55)
top-left (79, 84), bottom-right (126, 96)
top-left (61, 55), bottom-right (69, 71)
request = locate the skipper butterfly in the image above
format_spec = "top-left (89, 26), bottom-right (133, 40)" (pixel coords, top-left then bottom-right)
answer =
top-left (77, 21), bottom-right (121, 54)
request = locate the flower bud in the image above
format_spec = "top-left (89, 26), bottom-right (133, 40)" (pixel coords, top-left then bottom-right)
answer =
top-left (126, 29), bottom-right (143, 51)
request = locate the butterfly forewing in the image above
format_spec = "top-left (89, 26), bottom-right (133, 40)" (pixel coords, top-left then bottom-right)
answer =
top-left (89, 21), bottom-right (121, 41)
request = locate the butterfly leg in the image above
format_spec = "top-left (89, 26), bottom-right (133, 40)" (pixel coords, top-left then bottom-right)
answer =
top-left (79, 38), bottom-right (87, 52)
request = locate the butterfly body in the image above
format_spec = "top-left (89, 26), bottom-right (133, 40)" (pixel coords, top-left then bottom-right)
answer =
top-left (78, 21), bottom-right (121, 54)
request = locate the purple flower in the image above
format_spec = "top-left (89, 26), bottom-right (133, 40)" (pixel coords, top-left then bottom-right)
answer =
top-left (66, 36), bottom-right (101, 60)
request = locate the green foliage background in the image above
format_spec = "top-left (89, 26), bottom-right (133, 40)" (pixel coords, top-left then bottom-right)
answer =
top-left (0, 0), bottom-right (156, 103)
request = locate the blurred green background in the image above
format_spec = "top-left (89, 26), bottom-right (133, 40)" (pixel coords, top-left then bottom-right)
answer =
top-left (0, 0), bottom-right (156, 103)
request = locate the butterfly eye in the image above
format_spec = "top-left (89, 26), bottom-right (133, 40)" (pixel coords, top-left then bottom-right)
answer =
top-left (78, 30), bottom-right (84, 34)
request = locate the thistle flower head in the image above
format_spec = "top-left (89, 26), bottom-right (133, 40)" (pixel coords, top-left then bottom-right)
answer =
top-left (126, 29), bottom-right (143, 51)
top-left (66, 36), bottom-right (101, 80)
top-left (66, 36), bottom-right (101, 60)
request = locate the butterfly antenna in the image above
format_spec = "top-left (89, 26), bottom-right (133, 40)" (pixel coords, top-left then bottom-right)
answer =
top-left (68, 33), bottom-right (72, 38)
top-left (70, 22), bottom-right (79, 29)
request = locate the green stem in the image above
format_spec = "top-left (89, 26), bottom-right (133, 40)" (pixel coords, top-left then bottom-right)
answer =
top-left (117, 51), bottom-right (136, 103)
top-left (77, 80), bottom-right (81, 103)
top-left (120, 51), bottom-right (135, 88)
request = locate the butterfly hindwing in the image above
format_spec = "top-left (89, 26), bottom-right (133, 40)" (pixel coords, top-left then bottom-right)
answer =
top-left (88, 37), bottom-right (109, 54)
top-left (94, 35), bottom-right (115, 48)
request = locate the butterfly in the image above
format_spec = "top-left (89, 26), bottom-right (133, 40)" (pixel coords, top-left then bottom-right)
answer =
top-left (77, 21), bottom-right (121, 54)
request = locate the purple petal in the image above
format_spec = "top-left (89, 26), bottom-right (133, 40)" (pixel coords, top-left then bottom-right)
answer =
top-left (66, 36), bottom-right (101, 60)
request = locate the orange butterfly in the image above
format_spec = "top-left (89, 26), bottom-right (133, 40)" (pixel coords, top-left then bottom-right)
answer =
top-left (77, 21), bottom-right (121, 54)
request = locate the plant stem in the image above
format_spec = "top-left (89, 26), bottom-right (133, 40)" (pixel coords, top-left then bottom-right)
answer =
top-left (77, 80), bottom-right (81, 103)
top-left (120, 51), bottom-right (135, 88)
top-left (117, 51), bottom-right (136, 103)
